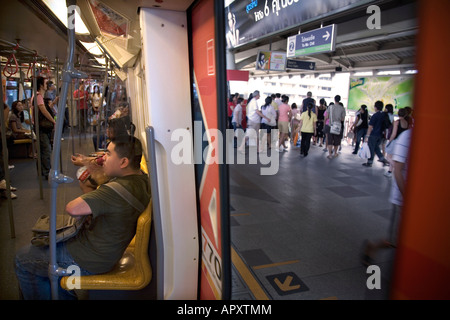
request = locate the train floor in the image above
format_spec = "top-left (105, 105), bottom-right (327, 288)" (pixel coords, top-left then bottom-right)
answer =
top-left (0, 128), bottom-right (102, 299)
top-left (229, 138), bottom-right (396, 300)
top-left (1, 130), bottom-right (395, 300)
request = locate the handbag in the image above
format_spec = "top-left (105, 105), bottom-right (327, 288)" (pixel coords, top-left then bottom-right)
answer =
top-left (330, 122), bottom-right (342, 135)
top-left (30, 181), bottom-right (145, 247)
top-left (329, 105), bottom-right (342, 135)
top-left (31, 215), bottom-right (87, 247)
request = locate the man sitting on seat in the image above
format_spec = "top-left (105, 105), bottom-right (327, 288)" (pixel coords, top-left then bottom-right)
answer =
top-left (14, 135), bottom-right (151, 300)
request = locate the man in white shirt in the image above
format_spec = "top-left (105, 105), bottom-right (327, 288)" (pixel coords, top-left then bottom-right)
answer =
top-left (238, 90), bottom-right (268, 152)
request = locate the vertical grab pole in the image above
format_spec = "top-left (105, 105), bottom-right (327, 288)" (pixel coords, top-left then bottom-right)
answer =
top-left (55, 59), bottom-right (63, 174)
top-left (33, 65), bottom-right (44, 199)
top-left (70, 80), bottom-right (75, 155)
top-left (0, 73), bottom-right (15, 239)
top-left (19, 70), bottom-right (36, 164)
top-left (145, 126), bottom-right (164, 300)
top-left (48, 0), bottom-right (87, 300)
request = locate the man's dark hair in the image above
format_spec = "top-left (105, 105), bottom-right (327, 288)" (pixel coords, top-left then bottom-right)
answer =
top-left (334, 95), bottom-right (341, 103)
top-left (374, 100), bottom-right (384, 111)
top-left (110, 135), bottom-right (143, 170)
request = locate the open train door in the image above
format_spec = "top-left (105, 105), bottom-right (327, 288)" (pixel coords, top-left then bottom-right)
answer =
top-left (139, 0), bottom-right (230, 300)
top-left (187, 0), bottom-right (231, 300)
top-left (390, 0), bottom-right (450, 299)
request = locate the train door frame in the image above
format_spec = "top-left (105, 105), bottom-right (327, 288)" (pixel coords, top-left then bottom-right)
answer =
top-left (187, 0), bottom-right (231, 300)
top-left (139, 7), bottom-right (199, 300)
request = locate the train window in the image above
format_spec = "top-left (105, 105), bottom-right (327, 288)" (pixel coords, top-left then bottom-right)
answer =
top-left (6, 80), bottom-right (18, 107)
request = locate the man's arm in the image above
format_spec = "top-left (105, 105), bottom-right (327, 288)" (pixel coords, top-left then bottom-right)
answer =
top-left (66, 197), bottom-right (92, 216)
top-left (365, 125), bottom-right (373, 141)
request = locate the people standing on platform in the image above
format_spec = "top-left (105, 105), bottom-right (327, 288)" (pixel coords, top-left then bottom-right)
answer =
top-left (260, 96), bottom-right (277, 152)
top-left (314, 98), bottom-right (327, 147)
top-left (277, 95), bottom-right (291, 152)
top-left (326, 96), bottom-right (346, 159)
top-left (384, 108), bottom-right (412, 177)
top-left (238, 90), bottom-right (269, 153)
top-left (227, 94), bottom-right (237, 129)
top-left (322, 102), bottom-right (332, 152)
top-left (290, 103), bottom-right (301, 144)
top-left (351, 105), bottom-right (369, 154)
top-left (381, 104), bottom-right (394, 158)
top-left (231, 97), bottom-right (243, 131)
top-left (362, 101), bottom-right (390, 167)
top-left (298, 102), bottom-right (317, 157)
top-left (301, 91), bottom-right (317, 114)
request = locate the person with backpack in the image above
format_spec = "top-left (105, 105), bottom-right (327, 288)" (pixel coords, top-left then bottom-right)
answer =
top-left (362, 100), bottom-right (390, 167)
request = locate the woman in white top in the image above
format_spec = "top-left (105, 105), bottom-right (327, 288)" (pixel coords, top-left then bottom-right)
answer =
top-left (91, 85), bottom-right (102, 126)
top-left (260, 96), bottom-right (277, 152)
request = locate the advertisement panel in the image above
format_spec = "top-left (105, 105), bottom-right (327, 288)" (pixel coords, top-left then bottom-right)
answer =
top-left (189, 0), bottom-right (230, 300)
top-left (255, 51), bottom-right (286, 71)
top-left (225, 0), bottom-right (372, 49)
top-left (348, 76), bottom-right (415, 112)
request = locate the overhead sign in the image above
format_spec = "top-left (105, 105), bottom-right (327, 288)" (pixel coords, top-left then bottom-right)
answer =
top-left (225, 0), bottom-right (368, 49)
top-left (255, 51), bottom-right (286, 71)
top-left (287, 24), bottom-right (337, 57)
top-left (286, 59), bottom-right (316, 70)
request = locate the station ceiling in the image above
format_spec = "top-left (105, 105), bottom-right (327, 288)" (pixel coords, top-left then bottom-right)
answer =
top-left (230, 0), bottom-right (417, 76)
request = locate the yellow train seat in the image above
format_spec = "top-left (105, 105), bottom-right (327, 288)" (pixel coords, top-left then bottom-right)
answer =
top-left (60, 199), bottom-right (152, 291)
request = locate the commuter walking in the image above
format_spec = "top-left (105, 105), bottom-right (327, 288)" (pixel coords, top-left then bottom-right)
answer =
top-left (298, 102), bottom-right (317, 157)
top-left (351, 105), bottom-right (369, 154)
top-left (326, 96), bottom-right (346, 159)
top-left (384, 108), bottom-right (412, 177)
top-left (362, 101), bottom-right (390, 167)
top-left (277, 95), bottom-right (291, 152)
top-left (362, 128), bottom-right (412, 265)
top-left (314, 98), bottom-right (327, 147)
top-left (231, 97), bottom-right (243, 148)
top-left (238, 91), bottom-right (269, 152)
top-left (260, 96), bottom-right (277, 152)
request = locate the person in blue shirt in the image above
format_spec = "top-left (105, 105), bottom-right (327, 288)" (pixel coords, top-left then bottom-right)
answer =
top-left (362, 101), bottom-right (390, 167)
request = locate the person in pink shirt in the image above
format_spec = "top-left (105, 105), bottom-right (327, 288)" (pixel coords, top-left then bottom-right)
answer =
top-left (277, 95), bottom-right (291, 152)
top-left (73, 81), bottom-right (89, 133)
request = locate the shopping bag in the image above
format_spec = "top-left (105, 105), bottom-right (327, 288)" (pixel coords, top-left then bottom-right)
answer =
top-left (358, 142), bottom-right (371, 159)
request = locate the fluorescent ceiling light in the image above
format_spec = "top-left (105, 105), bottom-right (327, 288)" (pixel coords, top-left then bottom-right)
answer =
top-left (80, 41), bottom-right (104, 56)
top-left (377, 70), bottom-right (401, 75)
top-left (354, 71), bottom-right (373, 76)
top-left (94, 57), bottom-right (106, 65)
top-left (43, 0), bottom-right (90, 35)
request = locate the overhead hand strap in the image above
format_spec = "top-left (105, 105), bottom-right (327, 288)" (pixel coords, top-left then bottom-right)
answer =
top-left (3, 43), bottom-right (19, 78)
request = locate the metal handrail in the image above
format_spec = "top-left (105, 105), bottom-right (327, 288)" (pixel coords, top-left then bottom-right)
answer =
top-left (145, 126), bottom-right (164, 300)
top-left (48, 0), bottom-right (87, 300)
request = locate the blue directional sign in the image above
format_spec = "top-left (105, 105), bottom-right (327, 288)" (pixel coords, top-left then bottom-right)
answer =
top-left (287, 25), bottom-right (337, 57)
top-left (286, 59), bottom-right (316, 70)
